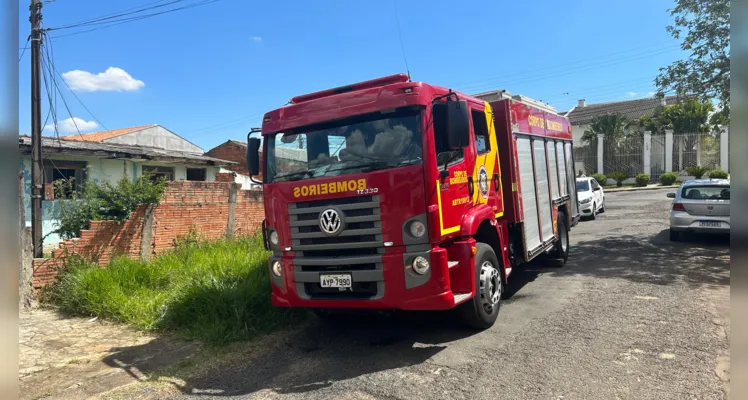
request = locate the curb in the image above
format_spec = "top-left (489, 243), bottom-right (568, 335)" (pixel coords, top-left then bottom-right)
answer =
top-left (604, 185), bottom-right (679, 193)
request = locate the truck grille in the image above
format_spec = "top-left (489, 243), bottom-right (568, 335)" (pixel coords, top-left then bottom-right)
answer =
top-left (288, 195), bottom-right (384, 300)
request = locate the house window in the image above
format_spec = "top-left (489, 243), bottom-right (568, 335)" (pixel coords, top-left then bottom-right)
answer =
top-left (43, 160), bottom-right (87, 199)
top-left (186, 168), bottom-right (206, 181)
top-left (471, 110), bottom-right (490, 154)
top-left (142, 166), bottom-right (175, 181)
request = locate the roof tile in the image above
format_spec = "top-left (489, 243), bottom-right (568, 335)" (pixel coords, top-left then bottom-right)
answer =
top-left (60, 125), bottom-right (154, 142)
top-left (566, 96), bottom-right (680, 126)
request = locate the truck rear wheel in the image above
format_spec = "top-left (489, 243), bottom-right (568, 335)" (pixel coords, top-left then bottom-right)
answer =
top-left (551, 212), bottom-right (569, 265)
top-left (458, 243), bottom-right (502, 329)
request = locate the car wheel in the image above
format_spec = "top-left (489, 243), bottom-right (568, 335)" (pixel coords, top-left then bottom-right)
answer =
top-left (458, 243), bottom-right (502, 330)
top-left (600, 199), bottom-right (605, 213)
top-left (669, 229), bottom-right (679, 242)
top-left (590, 203), bottom-right (597, 220)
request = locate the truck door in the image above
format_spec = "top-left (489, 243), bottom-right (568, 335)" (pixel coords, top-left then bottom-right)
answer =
top-left (470, 103), bottom-right (503, 218)
top-left (433, 102), bottom-right (475, 236)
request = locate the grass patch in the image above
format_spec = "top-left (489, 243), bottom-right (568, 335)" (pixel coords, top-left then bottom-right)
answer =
top-left (43, 234), bottom-right (303, 345)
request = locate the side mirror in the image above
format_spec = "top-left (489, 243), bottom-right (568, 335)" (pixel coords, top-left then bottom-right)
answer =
top-left (593, 187), bottom-right (601, 191)
top-left (446, 100), bottom-right (470, 149)
top-left (666, 192), bottom-right (676, 198)
top-left (247, 137), bottom-right (261, 177)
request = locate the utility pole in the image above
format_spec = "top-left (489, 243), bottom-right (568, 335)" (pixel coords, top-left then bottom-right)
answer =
top-left (30, 0), bottom-right (43, 258)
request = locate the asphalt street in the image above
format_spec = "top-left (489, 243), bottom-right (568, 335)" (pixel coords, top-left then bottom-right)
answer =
top-left (153, 188), bottom-right (730, 400)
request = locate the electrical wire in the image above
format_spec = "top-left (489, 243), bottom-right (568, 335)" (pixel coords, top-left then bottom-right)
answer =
top-left (19, 35), bottom-right (30, 62)
top-left (47, 0), bottom-right (223, 38)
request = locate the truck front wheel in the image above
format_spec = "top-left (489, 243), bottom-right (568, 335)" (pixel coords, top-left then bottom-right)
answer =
top-left (458, 243), bottom-right (502, 329)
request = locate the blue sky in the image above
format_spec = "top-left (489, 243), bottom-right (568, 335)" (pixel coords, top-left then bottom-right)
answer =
top-left (18, 0), bottom-right (686, 151)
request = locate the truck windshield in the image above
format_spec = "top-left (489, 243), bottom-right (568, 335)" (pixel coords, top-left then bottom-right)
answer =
top-left (265, 106), bottom-right (423, 183)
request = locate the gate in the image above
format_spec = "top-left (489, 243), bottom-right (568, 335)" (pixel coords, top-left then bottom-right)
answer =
top-left (603, 134), bottom-right (644, 177)
top-left (672, 132), bottom-right (721, 173)
top-left (574, 136), bottom-right (597, 176)
top-left (650, 134), bottom-right (666, 181)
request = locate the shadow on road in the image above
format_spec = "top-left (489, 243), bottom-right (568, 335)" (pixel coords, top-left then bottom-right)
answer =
top-left (101, 309), bottom-right (479, 397)
top-left (99, 229), bottom-right (729, 398)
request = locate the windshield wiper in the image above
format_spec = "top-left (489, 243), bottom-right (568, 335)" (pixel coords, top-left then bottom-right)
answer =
top-left (328, 158), bottom-right (421, 174)
top-left (273, 170), bottom-right (314, 182)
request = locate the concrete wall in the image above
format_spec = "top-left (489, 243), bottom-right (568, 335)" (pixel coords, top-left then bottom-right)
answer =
top-left (104, 125), bottom-right (203, 154)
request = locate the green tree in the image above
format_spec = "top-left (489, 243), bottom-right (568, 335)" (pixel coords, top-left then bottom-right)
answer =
top-left (655, 0), bottom-right (730, 121)
top-left (582, 114), bottom-right (630, 143)
top-left (640, 99), bottom-right (713, 134)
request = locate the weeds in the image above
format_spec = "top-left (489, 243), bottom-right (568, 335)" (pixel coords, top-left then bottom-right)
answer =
top-left (44, 235), bottom-right (303, 345)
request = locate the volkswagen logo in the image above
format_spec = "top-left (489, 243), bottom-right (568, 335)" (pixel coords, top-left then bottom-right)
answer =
top-left (707, 205), bottom-right (714, 210)
top-left (319, 208), bottom-right (343, 235)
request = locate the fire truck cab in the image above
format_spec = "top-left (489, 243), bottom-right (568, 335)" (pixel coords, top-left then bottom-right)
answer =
top-left (247, 74), bottom-right (579, 329)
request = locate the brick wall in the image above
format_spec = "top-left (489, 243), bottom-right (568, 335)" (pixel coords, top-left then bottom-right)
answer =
top-left (31, 181), bottom-right (265, 288)
top-left (205, 140), bottom-right (264, 177)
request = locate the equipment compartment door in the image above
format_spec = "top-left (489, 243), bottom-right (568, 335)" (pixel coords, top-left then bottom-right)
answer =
top-left (533, 139), bottom-right (554, 243)
top-left (516, 136), bottom-right (541, 254)
top-left (471, 103), bottom-right (504, 218)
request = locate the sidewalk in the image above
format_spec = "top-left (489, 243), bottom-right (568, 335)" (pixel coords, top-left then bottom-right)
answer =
top-left (603, 184), bottom-right (678, 193)
top-left (19, 308), bottom-right (199, 400)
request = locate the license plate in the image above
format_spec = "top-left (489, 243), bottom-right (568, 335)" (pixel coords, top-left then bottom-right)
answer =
top-left (320, 274), bottom-right (352, 288)
top-left (699, 221), bottom-right (721, 227)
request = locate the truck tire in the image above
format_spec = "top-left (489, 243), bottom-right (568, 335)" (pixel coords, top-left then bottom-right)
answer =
top-left (458, 243), bottom-right (502, 330)
top-left (551, 212), bottom-right (569, 265)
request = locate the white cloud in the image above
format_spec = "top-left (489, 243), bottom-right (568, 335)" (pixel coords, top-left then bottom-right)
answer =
top-left (44, 117), bottom-right (99, 134)
top-left (647, 91), bottom-right (656, 97)
top-left (626, 92), bottom-right (637, 97)
top-left (61, 67), bottom-right (145, 92)
top-left (250, 36), bottom-right (263, 42)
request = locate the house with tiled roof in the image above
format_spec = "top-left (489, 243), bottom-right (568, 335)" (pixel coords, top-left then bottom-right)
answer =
top-left (19, 125), bottom-right (237, 250)
top-left (60, 124), bottom-right (203, 154)
top-left (564, 96), bottom-right (680, 145)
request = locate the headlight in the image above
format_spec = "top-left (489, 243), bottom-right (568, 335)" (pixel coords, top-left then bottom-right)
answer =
top-left (580, 198), bottom-right (591, 204)
top-left (409, 221), bottom-right (426, 238)
top-left (412, 256), bottom-right (430, 275)
top-left (271, 261), bottom-right (282, 277)
top-left (269, 230), bottom-right (279, 246)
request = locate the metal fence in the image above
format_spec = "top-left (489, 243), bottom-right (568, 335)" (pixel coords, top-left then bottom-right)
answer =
top-left (672, 132), bottom-right (721, 173)
top-left (603, 134), bottom-right (644, 178)
top-left (574, 137), bottom-right (597, 176)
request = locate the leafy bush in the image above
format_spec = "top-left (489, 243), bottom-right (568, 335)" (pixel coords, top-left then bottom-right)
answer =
top-left (635, 174), bottom-right (651, 187)
top-left (686, 166), bottom-right (710, 179)
top-left (660, 172), bottom-right (678, 186)
top-left (709, 169), bottom-right (729, 179)
top-left (44, 234), bottom-right (302, 345)
top-left (608, 171), bottom-right (630, 188)
top-left (54, 174), bottom-right (167, 239)
top-left (592, 174), bottom-right (607, 186)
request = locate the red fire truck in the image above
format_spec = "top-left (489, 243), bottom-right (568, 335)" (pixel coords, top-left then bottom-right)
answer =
top-left (246, 73), bottom-right (579, 328)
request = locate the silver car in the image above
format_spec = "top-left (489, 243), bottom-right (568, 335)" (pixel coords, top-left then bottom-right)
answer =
top-left (667, 179), bottom-right (730, 241)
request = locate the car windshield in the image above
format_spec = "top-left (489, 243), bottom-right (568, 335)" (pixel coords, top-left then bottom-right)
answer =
top-left (682, 185), bottom-right (730, 200)
top-left (576, 180), bottom-right (589, 192)
top-left (265, 106), bottom-right (423, 183)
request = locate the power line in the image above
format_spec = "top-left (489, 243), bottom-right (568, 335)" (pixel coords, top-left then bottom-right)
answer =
top-left (51, 0), bottom-right (188, 30)
top-left (47, 0), bottom-right (223, 38)
top-left (42, 32), bottom-right (109, 132)
top-left (19, 35), bottom-right (30, 62)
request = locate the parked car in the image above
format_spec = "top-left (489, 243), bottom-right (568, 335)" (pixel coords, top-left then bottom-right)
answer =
top-left (667, 179), bottom-right (730, 241)
top-left (576, 177), bottom-right (605, 219)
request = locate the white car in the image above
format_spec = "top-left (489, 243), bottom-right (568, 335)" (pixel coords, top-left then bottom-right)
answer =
top-left (667, 179), bottom-right (730, 241)
top-left (576, 177), bottom-right (605, 219)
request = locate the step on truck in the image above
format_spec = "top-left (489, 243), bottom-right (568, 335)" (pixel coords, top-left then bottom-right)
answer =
top-left (246, 73), bottom-right (580, 328)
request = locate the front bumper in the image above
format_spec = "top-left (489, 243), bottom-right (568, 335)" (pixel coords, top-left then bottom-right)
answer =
top-left (268, 242), bottom-right (475, 311)
top-left (579, 200), bottom-right (593, 215)
top-left (669, 211), bottom-right (730, 234)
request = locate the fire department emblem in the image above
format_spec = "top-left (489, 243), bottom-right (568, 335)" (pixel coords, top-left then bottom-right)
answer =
top-left (478, 166), bottom-right (489, 199)
top-left (319, 208), bottom-right (343, 235)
